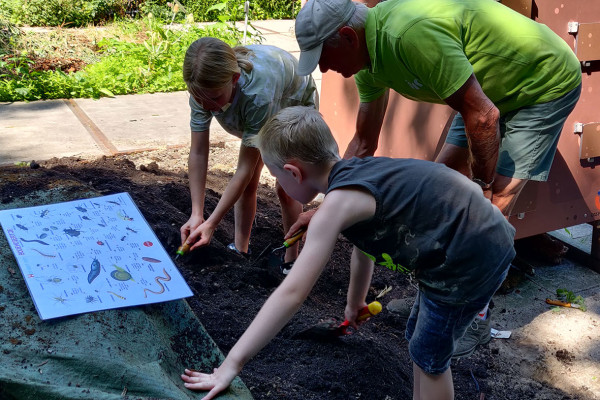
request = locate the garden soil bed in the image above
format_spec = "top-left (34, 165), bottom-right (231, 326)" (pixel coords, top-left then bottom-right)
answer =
top-left (0, 147), bottom-right (594, 400)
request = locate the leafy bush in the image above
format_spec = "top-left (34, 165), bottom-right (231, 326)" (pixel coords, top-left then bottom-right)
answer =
top-left (0, 0), bottom-right (299, 27)
top-left (0, 0), bottom-right (286, 102)
top-left (138, 0), bottom-right (175, 22)
top-left (0, 15), bottom-right (21, 56)
top-left (181, 0), bottom-right (299, 23)
top-left (0, 19), bottom-right (242, 101)
top-left (2, 0), bottom-right (128, 27)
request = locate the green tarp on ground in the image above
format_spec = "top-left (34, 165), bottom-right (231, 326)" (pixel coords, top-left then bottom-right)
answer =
top-left (0, 187), bottom-right (252, 400)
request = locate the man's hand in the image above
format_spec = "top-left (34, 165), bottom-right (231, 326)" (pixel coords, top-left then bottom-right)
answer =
top-left (343, 92), bottom-right (389, 159)
top-left (181, 363), bottom-right (239, 400)
top-left (284, 209), bottom-right (317, 240)
top-left (482, 186), bottom-right (493, 202)
top-left (343, 135), bottom-right (373, 159)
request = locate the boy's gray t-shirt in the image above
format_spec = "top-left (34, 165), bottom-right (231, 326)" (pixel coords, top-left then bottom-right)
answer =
top-left (189, 45), bottom-right (318, 147)
top-left (327, 157), bottom-right (516, 303)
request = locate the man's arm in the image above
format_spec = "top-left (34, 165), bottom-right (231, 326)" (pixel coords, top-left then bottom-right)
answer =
top-left (345, 245), bottom-right (374, 327)
top-left (444, 74), bottom-right (500, 185)
top-left (343, 89), bottom-right (389, 159)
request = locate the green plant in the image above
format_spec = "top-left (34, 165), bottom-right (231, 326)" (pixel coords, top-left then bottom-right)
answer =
top-left (206, 0), bottom-right (263, 43)
top-left (5, 0), bottom-right (127, 27)
top-left (0, 16), bottom-right (21, 56)
top-left (0, 0), bottom-right (20, 21)
top-left (142, 1), bottom-right (191, 70)
top-left (556, 288), bottom-right (587, 311)
top-left (0, 0), bottom-right (258, 102)
top-left (139, 0), bottom-right (185, 23)
top-left (182, 0), bottom-right (298, 23)
top-left (563, 227), bottom-right (573, 238)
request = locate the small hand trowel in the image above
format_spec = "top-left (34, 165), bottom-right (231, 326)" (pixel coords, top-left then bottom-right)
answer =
top-left (293, 301), bottom-right (383, 340)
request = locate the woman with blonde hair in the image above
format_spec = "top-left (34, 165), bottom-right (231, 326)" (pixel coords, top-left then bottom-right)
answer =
top-left (180, 37), bottom-right (318, 273)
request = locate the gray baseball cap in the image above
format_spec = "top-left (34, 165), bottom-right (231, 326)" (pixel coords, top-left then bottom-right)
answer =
top-left (295, 0), bottom-right (356, 75)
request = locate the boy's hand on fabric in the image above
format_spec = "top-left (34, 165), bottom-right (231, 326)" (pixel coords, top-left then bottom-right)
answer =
top-left (181, 366), bottom-right (237, 399)
top-left (180, 215), bottom-right (205, 246)
top-left (285, 208), bottom-right (317, 240)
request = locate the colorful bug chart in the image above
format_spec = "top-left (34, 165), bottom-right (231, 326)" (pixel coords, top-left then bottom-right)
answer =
top-left (0, 192), bottom-right (192, 320)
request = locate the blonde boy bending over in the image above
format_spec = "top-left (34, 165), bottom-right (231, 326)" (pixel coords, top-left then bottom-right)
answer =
top-left (181, 106), bottom-right (515, 400)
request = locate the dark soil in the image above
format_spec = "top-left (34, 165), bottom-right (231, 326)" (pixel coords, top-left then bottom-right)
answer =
top-left (0, 152), bottom-right (579, 400)
top-left (1, 54), bottom-right (86, 74)
top-left (29, 56), bottom-right (87, 73)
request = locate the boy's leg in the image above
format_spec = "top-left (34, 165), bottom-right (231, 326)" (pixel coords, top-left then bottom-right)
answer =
top-left (413, 363), bottom-right (453, 400)
top-left (276, 181), bottom-right (303, 263)
top-left (405, 291), bottom-right (486, 398)
top-left (233, 159), bottom-right (264, 253)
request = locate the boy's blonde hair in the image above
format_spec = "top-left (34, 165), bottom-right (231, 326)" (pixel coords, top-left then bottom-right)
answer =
top-left (252, 106), bottom-right (340, 169)
top-left (183, 37), bottom-right (253, 100)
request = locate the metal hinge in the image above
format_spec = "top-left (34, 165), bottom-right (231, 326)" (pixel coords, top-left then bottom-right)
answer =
top-left (568, 21), bottom-right (579, 34)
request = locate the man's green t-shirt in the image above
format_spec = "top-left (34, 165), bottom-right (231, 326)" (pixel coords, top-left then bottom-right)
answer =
top-left (355, 0), bottom-right (582, 114)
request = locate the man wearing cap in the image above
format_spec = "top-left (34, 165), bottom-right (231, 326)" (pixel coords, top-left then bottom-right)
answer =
top-left (292, 0), bottom-right (581, 359)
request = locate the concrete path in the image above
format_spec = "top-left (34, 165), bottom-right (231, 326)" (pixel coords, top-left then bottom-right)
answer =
top-left (0, 19), bottom-right (317, 166)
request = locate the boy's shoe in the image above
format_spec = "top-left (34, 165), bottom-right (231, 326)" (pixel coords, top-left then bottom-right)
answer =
top-left (266, 260), bottom-right (295, 282)
top-left (280, 261), bottom-right (294, 275)
top-left (386, 298), bottom-right (413, 322)
top-left (227, 242), bottom-right (251, 257)
top-left (452, 310), bottom-right (492, 359)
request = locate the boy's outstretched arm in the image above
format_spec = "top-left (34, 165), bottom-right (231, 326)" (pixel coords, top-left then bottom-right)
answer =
top-left (345, 246), bottom-right (375, 328)
top-left (181, 188), bottom-right (376, 399)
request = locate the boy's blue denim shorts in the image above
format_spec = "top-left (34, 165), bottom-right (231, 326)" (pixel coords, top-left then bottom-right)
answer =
top-left (404, 267), bottom-right (509, 375)
top-left (445, 84), bottom-right (581, 181)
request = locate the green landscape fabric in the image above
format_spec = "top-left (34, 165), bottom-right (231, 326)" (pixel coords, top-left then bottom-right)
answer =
top-left (0, 188), bottom-right (252, 400)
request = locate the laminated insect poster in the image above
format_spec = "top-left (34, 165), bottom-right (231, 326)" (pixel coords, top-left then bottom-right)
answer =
top-left (0, 192), bottom-right (192, 320)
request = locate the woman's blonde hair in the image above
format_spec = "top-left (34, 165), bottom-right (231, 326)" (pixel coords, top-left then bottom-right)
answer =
top-left (183, 37), bottom-right (254, 100)
top-left (252, 106), bottom-right (340, 169)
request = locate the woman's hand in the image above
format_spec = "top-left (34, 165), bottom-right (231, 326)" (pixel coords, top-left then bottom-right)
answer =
top-left (186, 221), bottom-right (216, 251)
top-left (180, 214), bottom-right (205, 246)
